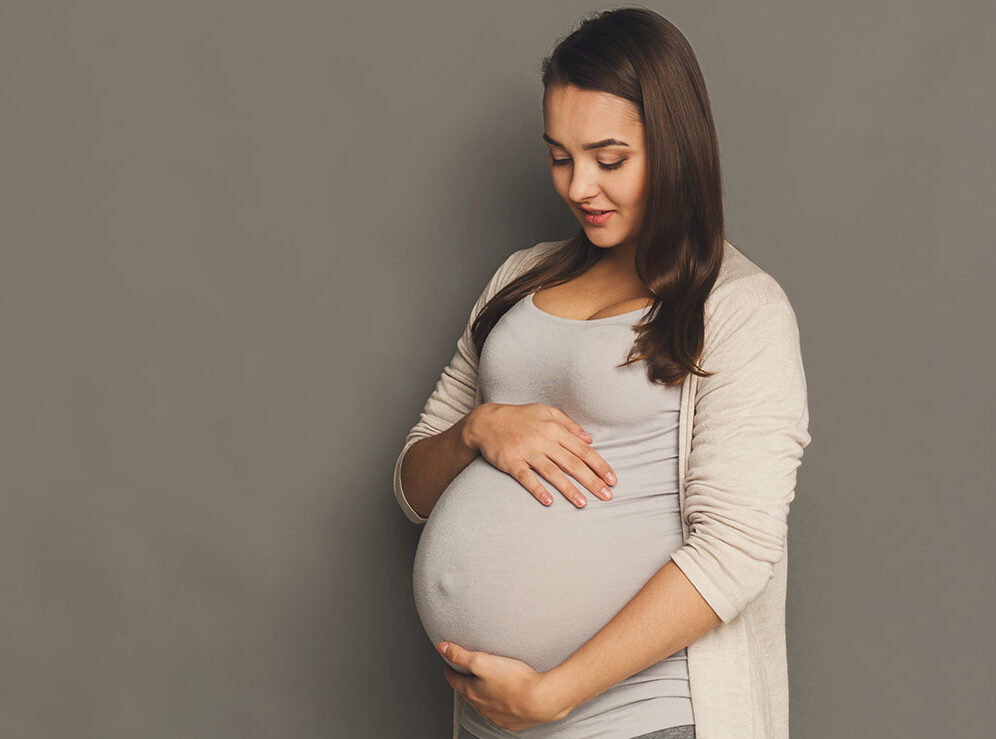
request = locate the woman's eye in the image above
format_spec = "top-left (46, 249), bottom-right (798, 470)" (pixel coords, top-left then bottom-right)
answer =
top-left (550, 158), bottom-right (626, 171)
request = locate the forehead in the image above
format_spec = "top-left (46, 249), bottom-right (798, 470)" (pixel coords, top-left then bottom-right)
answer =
top-left (543, 84), bottom-right (643, 145)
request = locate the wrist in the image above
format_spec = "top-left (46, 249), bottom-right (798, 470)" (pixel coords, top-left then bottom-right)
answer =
top-left (460, 403), bottom-right (492, 453)
top-left (535, 666), bottom-right (579, 722)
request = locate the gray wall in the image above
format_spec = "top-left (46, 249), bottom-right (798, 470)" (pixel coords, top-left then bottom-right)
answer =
top-left (1, 2), bottom-right (992, 737)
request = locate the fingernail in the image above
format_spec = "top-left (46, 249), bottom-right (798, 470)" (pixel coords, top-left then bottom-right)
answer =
top-left (606, 472), bottom-right (616, 484)
top-left (541, 493), bottom-right (553, 505)
top-left (601, 486), bottom-right (612, 499)
top-left (574, 495), bottom-right (586, 507)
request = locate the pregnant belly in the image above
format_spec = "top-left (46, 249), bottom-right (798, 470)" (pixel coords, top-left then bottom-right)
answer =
top-left (413, 456), bottom-right (681, 675)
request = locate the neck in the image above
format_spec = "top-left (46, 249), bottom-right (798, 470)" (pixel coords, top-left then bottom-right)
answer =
top-left (597, 237), bottom-right (639, 275)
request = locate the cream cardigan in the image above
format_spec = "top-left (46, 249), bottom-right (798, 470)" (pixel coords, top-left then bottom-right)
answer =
top-left (393, 239), bottom-right (812, 738)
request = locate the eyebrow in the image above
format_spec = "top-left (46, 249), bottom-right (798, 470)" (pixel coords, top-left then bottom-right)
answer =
top-left (542, 133), bottom-right (630, 150)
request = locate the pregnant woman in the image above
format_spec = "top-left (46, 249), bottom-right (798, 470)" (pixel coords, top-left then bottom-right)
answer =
top-left (393, 9), bottom-right (811, 739)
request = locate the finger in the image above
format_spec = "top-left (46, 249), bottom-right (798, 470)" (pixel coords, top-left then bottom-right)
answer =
top-left (508, 464), bottom-right (557, 507)
top-left (559, 433), bottom-right (617, 487)
top-left (548, 442), bottom-right (614, 500)
top-left (442, 642), bottom-right (486, 682)
top-left (440, 641), bottom-right (464, 664)
top-left (528, 456), bottom-right (590, 509)
top-left (546, 406), bottom-right (593, 443)
top-left (442, 665), bottom-right (469, 694)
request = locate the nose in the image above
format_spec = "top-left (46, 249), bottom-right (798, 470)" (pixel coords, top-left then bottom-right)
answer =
top-left (567, 163), bottom-right (602, 204)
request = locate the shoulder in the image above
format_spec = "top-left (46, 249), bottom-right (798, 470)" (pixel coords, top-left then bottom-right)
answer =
top-left (704, 239), bottom-right (802, 342)
top-left (504, 239), bottom-right (567, 277)
top-left (467, 240), bottom-right (567, 312)
top-left (701, 240), bottom-right (804, 359)
top-left (707, 239), bottom-right (794, 314)
top-left (479, 239), bottom-right (567, 300)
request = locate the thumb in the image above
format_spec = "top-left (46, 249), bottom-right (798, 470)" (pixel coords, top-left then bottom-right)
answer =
top-left (439, 641), bottom-right (465, 663)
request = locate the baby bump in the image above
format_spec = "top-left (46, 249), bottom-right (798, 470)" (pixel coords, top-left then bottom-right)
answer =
top-left (413, 456), bottom-right (681, 675)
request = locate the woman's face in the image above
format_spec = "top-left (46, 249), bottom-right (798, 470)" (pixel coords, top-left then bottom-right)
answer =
top-left (543, 84), bottom-right (648, 251)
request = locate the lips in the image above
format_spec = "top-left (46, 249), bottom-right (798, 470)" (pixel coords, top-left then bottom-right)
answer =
top-left (581, 209), bottom-right (615, 225)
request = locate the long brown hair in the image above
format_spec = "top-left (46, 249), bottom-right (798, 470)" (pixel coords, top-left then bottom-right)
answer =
top-left (471, 7), bottom-right (726, 386)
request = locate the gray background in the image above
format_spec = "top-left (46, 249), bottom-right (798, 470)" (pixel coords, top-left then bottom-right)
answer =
top-left (1, 1), bottom-right (992, 737)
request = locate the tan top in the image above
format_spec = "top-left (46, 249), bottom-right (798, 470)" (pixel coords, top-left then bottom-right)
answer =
top-left (393, 238), bottom-right (813, 738)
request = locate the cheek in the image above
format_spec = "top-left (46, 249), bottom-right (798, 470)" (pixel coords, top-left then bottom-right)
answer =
top-left (552, 171), bottom-right (570, 198)
top-left (615, 175), bottom-right (645, 208)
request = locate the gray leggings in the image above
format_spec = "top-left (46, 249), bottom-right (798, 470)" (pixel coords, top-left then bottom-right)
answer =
top-left (457, 724), bottom-right (695, 739)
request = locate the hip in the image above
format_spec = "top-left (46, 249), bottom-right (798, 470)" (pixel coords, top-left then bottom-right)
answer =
top-left (457, 724), bottom-right (695, 739)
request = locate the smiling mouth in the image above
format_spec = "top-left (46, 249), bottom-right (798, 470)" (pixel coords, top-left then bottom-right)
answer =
top-left (581, 209), bottom-right (615, 225)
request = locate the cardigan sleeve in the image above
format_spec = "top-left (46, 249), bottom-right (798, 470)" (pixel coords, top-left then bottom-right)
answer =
top-left (668, 290), bottom-right (812, 624)
top-left (391, 250), bottom-right (525, 524)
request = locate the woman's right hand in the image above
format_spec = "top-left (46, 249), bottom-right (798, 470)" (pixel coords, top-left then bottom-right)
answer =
top-left (463, 403), bottom-right (617, 509)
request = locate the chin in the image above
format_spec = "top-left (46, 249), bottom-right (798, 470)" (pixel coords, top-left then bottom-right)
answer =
top-left (583, 227), bottom-right (621, 246)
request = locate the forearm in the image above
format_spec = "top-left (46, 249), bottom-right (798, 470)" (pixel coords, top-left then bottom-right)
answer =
top-left (540, 558), bottom-right (723, 720)
top-left (399, 404), bottom-right (491, 519)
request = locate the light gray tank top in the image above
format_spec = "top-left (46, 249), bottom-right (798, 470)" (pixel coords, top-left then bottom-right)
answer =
top-left (413, 290), bottom-right (693, 738)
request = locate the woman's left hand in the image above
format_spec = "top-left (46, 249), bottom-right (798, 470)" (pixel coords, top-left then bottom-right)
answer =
top-left (439, 641), bottom-right (567, 731)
